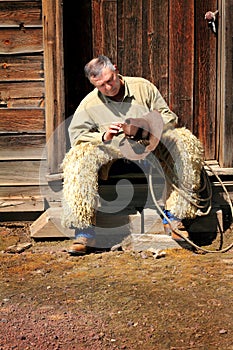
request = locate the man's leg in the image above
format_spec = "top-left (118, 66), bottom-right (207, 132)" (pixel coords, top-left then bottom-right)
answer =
top-left (68, 225), bottom-right (96, 255)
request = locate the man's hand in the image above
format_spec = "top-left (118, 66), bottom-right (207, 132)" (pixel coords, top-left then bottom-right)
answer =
top-left (103, 122), bottom-right (123, 141)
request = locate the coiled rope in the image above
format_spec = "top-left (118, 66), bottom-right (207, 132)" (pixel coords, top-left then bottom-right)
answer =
top-left (148, 161), bottom-right (233, 253)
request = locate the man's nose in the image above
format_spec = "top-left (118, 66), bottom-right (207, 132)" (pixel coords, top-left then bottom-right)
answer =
top-left (105, 83), bottom-right (112, 90)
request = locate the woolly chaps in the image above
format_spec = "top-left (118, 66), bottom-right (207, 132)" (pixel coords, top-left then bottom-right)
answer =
top-left (61, 127), bottom-right (204, 229)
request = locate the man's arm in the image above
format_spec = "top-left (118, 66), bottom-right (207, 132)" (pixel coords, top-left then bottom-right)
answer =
top-left (150, 83), bottom-right (178, 129)
top-left (68, 106), bottom-right (103, 146)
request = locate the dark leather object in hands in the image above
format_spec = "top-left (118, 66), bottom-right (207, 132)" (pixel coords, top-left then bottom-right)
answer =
top-left (119, 110), bottom-right (164, 160)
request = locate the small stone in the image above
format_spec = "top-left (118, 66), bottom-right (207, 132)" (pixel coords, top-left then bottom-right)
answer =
top-left (111, 243), bottom-right (122, 252)
top-left (140, 252), bottom-right (148, 259)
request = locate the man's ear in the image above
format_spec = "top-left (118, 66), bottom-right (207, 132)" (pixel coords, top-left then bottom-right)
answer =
top-left (113, 64), bottom-right (119, 73)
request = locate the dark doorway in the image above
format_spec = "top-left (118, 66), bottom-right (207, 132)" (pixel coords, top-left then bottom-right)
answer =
top-left (63, 0), bottom-right (93, 118)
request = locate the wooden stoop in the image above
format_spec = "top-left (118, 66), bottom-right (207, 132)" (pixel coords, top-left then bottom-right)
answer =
top-left (30, 159), bottom-right (232, 251)
top-left (30, 170), bottom-right (169, 248)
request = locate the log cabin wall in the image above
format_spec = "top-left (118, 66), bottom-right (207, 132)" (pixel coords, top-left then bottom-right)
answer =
top-left (0, 0), bottom-right (46, 213)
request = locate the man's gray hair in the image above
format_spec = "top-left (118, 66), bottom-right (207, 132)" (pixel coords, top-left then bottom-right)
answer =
top-left (84, 55), bottom-right (115, 80)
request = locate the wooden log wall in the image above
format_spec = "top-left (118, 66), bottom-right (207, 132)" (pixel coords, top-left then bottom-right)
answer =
top-left (0, 0), bottom-right (46, 213)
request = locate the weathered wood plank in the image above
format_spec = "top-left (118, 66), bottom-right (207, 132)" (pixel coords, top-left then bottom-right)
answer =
top-left (0, 185), bottom-right (42, 197)
top-left (0, 82), bottom-right (44, 107)
top-left (142, 0), bottom-right (169, 99)
top-left (118, 0), bottom-right (143, 76)
top-left (30, 207), bottom-right (75, 238)
top-left (0, 55), bottom-right (44, 81)
top-left (0, 196), bottom-right (44, 212)
top-left (0, 27), bottom-right (43, 54)
top-left (92, 0), bottom-right (117, 62)
top-left (211, 181), bottom-right (233, 205)
top-left (0, 134), bottom-right (46, 159)
top-left (0, 1), bottom-right (42, 26)
top-left (0, 184), bottom-right (62, 205)
top-left (0, 108), bottom-right (45, 132)
top-left (169, 1), bottom-right (194, 130)
top-left (194, 0), bottom-right (217, 160)
top-left (42, 0), bottom-right (66, 174)
top-left (218, 0), bottom-right (233, 167)
top-left (0, 160), bottom-right (47, 185)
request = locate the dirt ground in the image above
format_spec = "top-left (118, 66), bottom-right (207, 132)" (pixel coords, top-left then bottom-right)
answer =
top-left (0, 221), bottom-right (233, 350)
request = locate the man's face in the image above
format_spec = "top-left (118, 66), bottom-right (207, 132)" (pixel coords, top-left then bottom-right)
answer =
top-left (90, 67), bottom-right (121, 97)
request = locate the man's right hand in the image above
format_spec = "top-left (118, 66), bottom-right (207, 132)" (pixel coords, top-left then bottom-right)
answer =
top-left (103, 122), bottom-right (123, 141)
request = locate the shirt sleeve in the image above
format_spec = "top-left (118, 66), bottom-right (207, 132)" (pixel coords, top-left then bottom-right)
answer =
top-left (150, 82), bottom-right (178, 128)
top-left (68, 105), bottom-right (103, 146)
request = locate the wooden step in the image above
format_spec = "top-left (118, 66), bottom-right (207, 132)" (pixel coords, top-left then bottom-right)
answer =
top-left (30, 207), bottom-right (164, 240)
top-left (30, 207), bottom-right (75, 239)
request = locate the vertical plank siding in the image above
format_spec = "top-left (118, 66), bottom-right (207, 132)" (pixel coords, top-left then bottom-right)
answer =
top-left (118, 0), bottom-right (143, 76)
top-left (143, 0), bottom-right (169, 100)
top-left (194, 0), bottom-right (218, 160)
top-left (90, 0), bottom-right (220, 162)
top-left (92, 0), bottom-right (117, 62)
top-left (169, 1), bottom-right (195, 130)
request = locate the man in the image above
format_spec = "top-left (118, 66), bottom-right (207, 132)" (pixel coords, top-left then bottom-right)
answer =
top-left (69, 55), bottom-right (178, 146)
top-left (67, 55), bottom-right (185, 254)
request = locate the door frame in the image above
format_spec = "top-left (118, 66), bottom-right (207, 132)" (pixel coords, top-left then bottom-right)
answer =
top-left (217, 0), bottom-right (233, 168)
top-left (42, 0), bottom-right (66, 176)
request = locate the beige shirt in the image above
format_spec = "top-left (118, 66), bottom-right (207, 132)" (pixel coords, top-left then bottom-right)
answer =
top-left (69, 75), bottom-right (178, 147)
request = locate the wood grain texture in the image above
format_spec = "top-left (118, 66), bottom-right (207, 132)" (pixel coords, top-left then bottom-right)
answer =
top-left (118, 0), bottom-right (143, 76)
top-left (169, 0), bottom-right (195, 130)
top-left (0, 82), bottom-right (44, 107)
top-left (0, 108), bottom-right (45, 132)
top-left (0, 160), bottom-right (47, 186)
top-left (0, 27), bottom-right (43, 54)
top-left (42, 0), bottom-right (66, 174)
top-left (142, 0), bottom-right (169, 99)
top-left (0, 1), bottom-right (42, 26)
top-left (194, 0), bottom-right (217, 160)
top-left (92, 0), bottom-right (117, 62)
top-left (0, 134), bottom-right (46, 159)
top-left (218, 0), bottom-right (233, 167)
top-left (0, 55), bottom-right (44, 81)
top-left (0, 196), bottom-right (44, 212)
